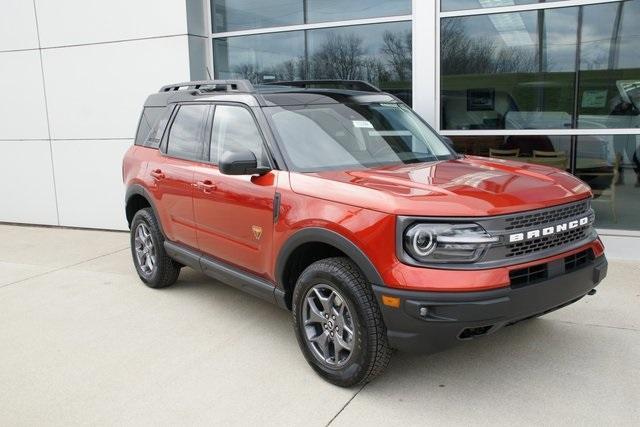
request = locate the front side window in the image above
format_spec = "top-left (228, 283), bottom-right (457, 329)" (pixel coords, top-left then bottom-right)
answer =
top-left (166, 104), bottom-right (209, 160)
top-left (210, 105), bottom-right (268, 166)
top-left (265, 102), bottom-right (454, 172)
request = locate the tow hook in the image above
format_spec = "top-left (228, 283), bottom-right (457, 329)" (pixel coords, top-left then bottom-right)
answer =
top-left (587, 289), bottom-right (597, 296)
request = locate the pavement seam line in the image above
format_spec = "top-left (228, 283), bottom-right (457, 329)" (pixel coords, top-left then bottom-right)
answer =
top-left (550, 318), bottom-right (639, 332)
top-left (0, 246), bottom-right (130, 290)
top-left (326, 382), bottom-right (367, 426)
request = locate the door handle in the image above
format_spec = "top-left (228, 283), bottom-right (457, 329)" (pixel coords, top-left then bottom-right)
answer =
top-left (197, 180), bottom-right (216, 192)
top-left (150, 169), bottom-right (165, 180)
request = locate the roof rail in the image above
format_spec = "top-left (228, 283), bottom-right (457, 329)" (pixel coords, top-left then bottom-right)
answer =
top-left (159, 79), bottom-right (254, 93)
top-left (263, 80), bottom-right (381, 93)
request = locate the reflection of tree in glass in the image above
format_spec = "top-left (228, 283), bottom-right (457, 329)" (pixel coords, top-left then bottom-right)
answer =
top-left (441, 19), bottom-right (537, 75)
top-left (230, 30), bottom-right (412, 87)
top-left (381, 31), bottom-right (412, 81)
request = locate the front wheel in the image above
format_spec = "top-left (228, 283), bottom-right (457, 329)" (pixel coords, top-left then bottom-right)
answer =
top-left (292, 257), bottom-right (392, 387)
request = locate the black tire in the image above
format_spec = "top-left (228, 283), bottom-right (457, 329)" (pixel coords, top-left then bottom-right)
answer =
top-left (292, 257), bottom-right (392, 387)
top-left (130, 208), bottom-right (180, 289)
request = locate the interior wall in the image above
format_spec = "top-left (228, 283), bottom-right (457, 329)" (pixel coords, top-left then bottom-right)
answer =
top-left (0, 0), bottom-right (195, 230)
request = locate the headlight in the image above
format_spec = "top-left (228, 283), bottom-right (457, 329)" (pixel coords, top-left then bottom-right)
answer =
top-left (403, 223), bottom-right (498, 264)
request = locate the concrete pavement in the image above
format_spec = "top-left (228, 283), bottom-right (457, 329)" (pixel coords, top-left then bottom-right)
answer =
top-left (0, 224), bottom-right (638, 426)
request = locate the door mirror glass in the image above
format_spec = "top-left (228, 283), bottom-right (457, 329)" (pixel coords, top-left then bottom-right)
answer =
top-left (219, 150), bottom-right (271, 175)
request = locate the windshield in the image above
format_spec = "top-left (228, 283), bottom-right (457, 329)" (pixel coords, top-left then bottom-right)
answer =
top-left (264, 103), bottom-right (455, 172)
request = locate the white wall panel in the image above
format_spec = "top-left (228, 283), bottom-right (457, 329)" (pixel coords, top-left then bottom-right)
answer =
top-left (0, 50), bottom-right (49, 140)
top-left (42, 36), bottom-right (191, 140)
top-left (0, 0), bottom-right (39, 51)
top-left (52, 140), bottom-right (131, 230)
top-left (0, 140), bottom-right (58, 225)
top-left (35, 0), bottom-right (188, 48)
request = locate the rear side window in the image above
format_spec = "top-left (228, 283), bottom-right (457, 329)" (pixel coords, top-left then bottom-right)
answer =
top-left (135, 106), bottom-right (174, 149)
top-left (210, 105), bottom-right (268, 166)
top-left (134, 107), bottom-right (163, 146)
top-left (142, 106), bottom-right (174, 149)
top-left (166, 104), bottom-right (209, 160)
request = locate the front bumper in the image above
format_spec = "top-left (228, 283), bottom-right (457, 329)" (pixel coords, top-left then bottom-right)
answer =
top-left (373, 254), bottom-right (608, 353)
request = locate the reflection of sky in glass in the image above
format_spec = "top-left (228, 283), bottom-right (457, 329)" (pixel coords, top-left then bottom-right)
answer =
top-left (580, 1), bottom-right (640, 70)
top-left (214, 31), bottom-right (305, 76)
top-left (441, 0), bottom-right (563, 12)
top-left (448, 8), bottom-right (578, 72)
top-left (487, 13), bottom-right (531, 47)
top-left (213, 0), bottom-right (303, 32)
top-left (308, 22), bottom-right (410, 58)
top-left (306, 0), bottom-right (410, 23)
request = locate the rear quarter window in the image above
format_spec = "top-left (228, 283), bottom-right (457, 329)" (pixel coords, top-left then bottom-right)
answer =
top-left (134, 106), bottom-right (173, 148)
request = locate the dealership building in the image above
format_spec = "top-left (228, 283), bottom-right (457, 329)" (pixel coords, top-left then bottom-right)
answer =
top-left (1, 0), bottom-right (638, 255)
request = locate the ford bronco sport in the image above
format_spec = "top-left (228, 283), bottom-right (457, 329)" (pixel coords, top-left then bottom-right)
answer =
top-left (123, 79), bottom-right (608, 387)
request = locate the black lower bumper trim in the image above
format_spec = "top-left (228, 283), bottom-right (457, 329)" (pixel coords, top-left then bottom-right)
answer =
top-left (373, 255), bottom-right (607, 353)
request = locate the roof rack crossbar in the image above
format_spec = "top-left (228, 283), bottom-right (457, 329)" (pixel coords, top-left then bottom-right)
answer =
top-left (159, 79), bottom-right (254, 93)
top-left (263, 80), bottom-right (381, 93)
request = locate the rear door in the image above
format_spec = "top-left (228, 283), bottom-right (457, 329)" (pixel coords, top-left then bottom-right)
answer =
top-left (147, 103), bottom-right (210, 249)
top-left (193, 104), bottom-right (277, 278)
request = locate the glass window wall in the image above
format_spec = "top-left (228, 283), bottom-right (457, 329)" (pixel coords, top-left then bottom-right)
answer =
top-left (213, 22), bottom-right (412, 104)
top-left (211, 0), bottom-right (303, 33)
top-left (211, 0), bottom-right (411, 32)
top-left (441, 7), bottom-right (579, 130)
top-left (307, 0), bottom-right (410, 23)
top-left (441, 1), bottom-right (640, 131)
top-left (441, 1), bottom-right (564, 13)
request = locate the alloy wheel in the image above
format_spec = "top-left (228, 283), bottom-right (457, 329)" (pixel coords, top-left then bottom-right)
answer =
top-left (302, 284), bottom-right (356, 367)
top-left (134, 223), bottom-right (156, 275)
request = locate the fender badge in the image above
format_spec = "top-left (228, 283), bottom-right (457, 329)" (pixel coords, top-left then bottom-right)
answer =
top-left (252, 225), bottom-right (263, 240)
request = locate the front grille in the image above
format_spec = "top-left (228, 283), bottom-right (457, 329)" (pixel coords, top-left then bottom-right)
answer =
top-left (505, 201), bottom-right (589, 231)
top-left (506, 226), bottom-right (590, 258)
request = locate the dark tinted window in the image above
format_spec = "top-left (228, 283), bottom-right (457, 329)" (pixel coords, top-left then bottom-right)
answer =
top-left (166, 105), bottom-right (210, 160)
top-left (134, 107), bottom-right (163, 146)
top-left (210, 105), bottom-right (268, 166)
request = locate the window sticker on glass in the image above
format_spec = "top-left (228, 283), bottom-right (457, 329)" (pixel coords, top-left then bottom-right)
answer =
top-left (353, 120), bottom-right (374, 128)
top-left (368, 130), bottom-right (412, 136)
top-left (581, 90), bottom-right (608, 108)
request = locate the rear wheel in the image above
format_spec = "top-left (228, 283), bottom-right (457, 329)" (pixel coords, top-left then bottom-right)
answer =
top-left (130, 208), bottom-right (180, 288)
top-left (292, 257), bottom-right (392, 387)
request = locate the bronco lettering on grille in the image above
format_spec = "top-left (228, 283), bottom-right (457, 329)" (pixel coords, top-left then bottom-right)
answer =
top-left (508, 217), bottom-right (590, 243)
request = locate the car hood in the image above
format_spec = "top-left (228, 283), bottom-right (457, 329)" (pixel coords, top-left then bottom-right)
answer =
top-left (289, 156), bottom-right (592, 217)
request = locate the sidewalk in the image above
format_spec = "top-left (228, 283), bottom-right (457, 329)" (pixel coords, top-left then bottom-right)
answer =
top-left (0, 224), bottom-right (638, 426)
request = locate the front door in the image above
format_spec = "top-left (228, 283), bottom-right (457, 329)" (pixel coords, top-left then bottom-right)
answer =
top-left (193, 104), bottom-right (277, 278)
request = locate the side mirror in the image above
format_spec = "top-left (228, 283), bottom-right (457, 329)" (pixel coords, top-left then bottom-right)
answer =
top-left (219, 149), bottom-right (271, 176)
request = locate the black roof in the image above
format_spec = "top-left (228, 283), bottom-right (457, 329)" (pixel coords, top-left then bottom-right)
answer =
top-left (145, 79), bottom-right (401, 107)
top-left (256, 87), bottom-right (399, 106)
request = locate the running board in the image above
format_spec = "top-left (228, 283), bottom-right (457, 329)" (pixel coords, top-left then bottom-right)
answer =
top-left (164, 241), bottom-right (287, 309)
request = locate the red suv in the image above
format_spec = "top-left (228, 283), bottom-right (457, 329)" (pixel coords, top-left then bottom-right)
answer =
top-left (123, 79), bottom-right (607, 387)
